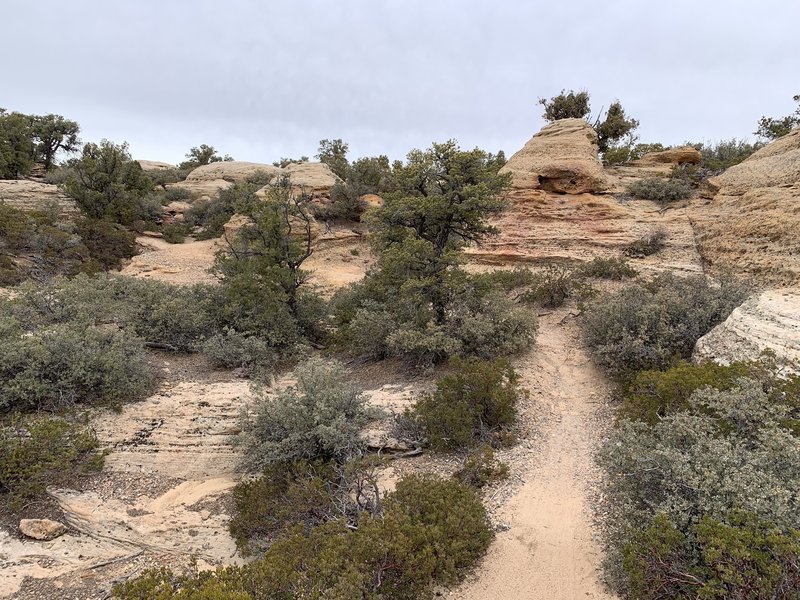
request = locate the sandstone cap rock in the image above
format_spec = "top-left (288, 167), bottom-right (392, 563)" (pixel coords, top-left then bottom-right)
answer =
top-left (500, 118), bottom-right (608, 194)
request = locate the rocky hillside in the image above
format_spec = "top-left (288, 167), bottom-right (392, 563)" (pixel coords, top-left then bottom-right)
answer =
top-left (691, 127), bottom-right (800, 285)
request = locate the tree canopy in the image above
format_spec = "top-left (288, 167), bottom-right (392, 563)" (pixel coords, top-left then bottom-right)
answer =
top-left (0, 110), bottom-right (80, 177)
top-left (755, 94), bottom-right (800, 140)
top-left (538, 89), bottom-right (639, 154)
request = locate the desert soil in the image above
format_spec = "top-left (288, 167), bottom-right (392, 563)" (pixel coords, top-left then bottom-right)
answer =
top-left (452, 312), bottom-right (617, 599)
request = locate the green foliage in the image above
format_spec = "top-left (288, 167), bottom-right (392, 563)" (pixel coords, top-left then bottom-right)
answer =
top-left (755, 94), bottom-right (800, 140)
top-left (627, 177), bottom-right (692, 204)
top-left (620, 360), bottom-right (753, 424)
top-left (162, 223), bottom-right (190, 244)
top-left (74, 217), bottom-right (137, 270)
top-left (230, 460), bottom-right (338, 554)
top-left (0, 415), bottom-right (103, 507)
top-left (0, 203), bottom-right (136, 283)
top-left (583, 273), bottom-right (748, 378)
top-left (200, 328), bottom-right (275, 376)
top-left (117, 474), bottom-right (491, 600)
top-left (334, 141), bottom-right (533, 365)
top-left (272, 156), bottom-right (309, 168)
top-left (622, 226), bottom-right (669, 258)
top-left (178, 144), bottom-right (233, 170)
top-left (239, 359), bottom-right (375, 468)
top-left (214, 176), bottom-right (323, 344)
top-left (691, 138), bottom-right (764, 174)
top-left (0, 110), bottom-right (35, 178)
top-left (64, 140), bottom-right (157, 224)
top-left (31, 113), bottom-right (80, 170)
top-left (579, 256), bottom-right (637, 280)
top-left (0, 315), bottom-right (155, 412)
top-left (595, 101), bottom-right (640, 154)
top-left (0, 110), bottom-right (79, 177)
top-left (316, 138), bottom-right (350, 180)
top-left (454, 445), bottom-right (509, 489)
top-left (471, 266), bottom-right (537, 291)
top-left (412, 358), bottom-right (522, 451)
top-left (538, 89), bottom-right (591, 121)
top-left (538, 91), bottom-right (639, 153)
top-left (519, 265), bottom-right (595, 308)
top-left (603, 143), bottom-right (669, 166)
top-left (604, 377), bottom-right (800, 598)
top-left (6, 275), bottom-right (217, 352)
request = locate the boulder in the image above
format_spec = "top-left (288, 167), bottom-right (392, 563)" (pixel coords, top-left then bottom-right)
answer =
top-left (220, 212), bottom-right (319, 248)
top-left (185, 161), bottom-right (281, 183)
top-left (500, 118), bottom-right (609, 194)
top-left (631, 146), bottom-right (701, 166)
top-left (163, 201), bottom-right (191, 223)
top-left (694, 289), bottom-right (800, 373)
top-left (691, 127), bottom-right (800, 285)
top-left (0, 180), bottom-right (77, 214)
top-left (282, 162), bottom-right (340, 192)
top-left (137, 160), bottom-right (175, 171)
top-left (19, 518), bottom-right (67, 541)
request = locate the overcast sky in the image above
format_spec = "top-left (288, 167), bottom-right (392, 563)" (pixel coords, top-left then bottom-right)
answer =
top-left (3, 0), bottom-right (799, 165)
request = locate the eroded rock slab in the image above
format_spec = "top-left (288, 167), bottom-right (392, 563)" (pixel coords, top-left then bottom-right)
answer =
top-left (0, 180), bottom-right (77, 214)
top-left (694, 289), bottom-right (800, 372)
top-left (691, 127), bottom-right (800, 285)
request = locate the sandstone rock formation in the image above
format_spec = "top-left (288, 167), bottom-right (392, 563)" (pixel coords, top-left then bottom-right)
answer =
top-left (19, 518), bottom-right (67, 541)
top-left (282, 161), bottom-right (340, 191)
top-left (500, 119), bottom-right (609, 194)
top-left (631, 146), bottom-right (701, 167)
top-left (137, 160), bottom-right (174, 171)
top-left (0, 180), bottom-right (77, 213)
top-left (184, 161), bottom-right (281, 183)
top-left (691, 127), bottom-right (800, 285)
top-left (170, 161), bottom-right (339, 200)
top-left (694, 289), bottom-right (800, 373)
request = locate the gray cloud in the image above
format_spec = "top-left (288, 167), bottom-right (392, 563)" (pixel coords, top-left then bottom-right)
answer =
top-left (3, 0), bottom-right (798, 164)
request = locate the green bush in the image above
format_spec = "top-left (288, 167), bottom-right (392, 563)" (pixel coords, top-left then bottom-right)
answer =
top-left (519, 265), bottom-right (594, 308)
top-left (0, 316), bottom-right (155, 412)
top-left (64, 140), bottom-right (157, 225)
top-left (239, 359), bottom-right (375, 468)
top-left (602, 377), bottom-right (800, 598)
top-left (0, 204), bottom-right (136, 282)
top-left (602, 379), bottom-right (800, 547)
top-left (0, 415), bottom-right (103, 508)
top-left (579, 256), bottom-right (637, 280)
top-left (115, 474), bottom-right (492, 600)
top-left (162, 223), bottom-right (189, 244)
top-left (230, 460), bottom-right (337, 555)
top-left (412, 358), bottom-right (523, 451)
top-left (620, 360), bottom-right (753, 424)
top-left (627, 178), bottom-right (692, 204)
top-left (454, 445), bottom-right (509, 489)
top-left (471, 266), bottom-right (537, 291)
top-left (621, 512), bottom-right (800, 600)
top-left (200, 328), bottom-right (275, 376)
top-left (623, 226), bottom-right (669, 258)
top-left (582, 273), bottom-right (748, 378)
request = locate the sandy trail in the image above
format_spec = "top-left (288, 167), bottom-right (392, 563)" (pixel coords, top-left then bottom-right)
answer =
top-left (456, 314), bottom-right (616, 600)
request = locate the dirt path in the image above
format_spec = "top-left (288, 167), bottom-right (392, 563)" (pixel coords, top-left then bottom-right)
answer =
top-left (455, 313), bottom-right (617, 600)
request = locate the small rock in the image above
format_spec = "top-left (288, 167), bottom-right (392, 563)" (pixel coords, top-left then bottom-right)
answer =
top-left (19, 518), bottom-right (67, 541)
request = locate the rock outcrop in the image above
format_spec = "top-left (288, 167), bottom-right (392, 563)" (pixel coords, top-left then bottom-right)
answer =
top-left (137, 160), bottom-right (175, 171)
top-left (19, 518), bottom-right (67, 541)
top-left (184, 161), bottom-right (281, 183)
top-left (631, 146), bottom-right (701, 167)
top-left (170, 161), bottom-right (339, 200)
top-left (500, 119), bottom-right (609, 194)
top-left (694, 289), bottom-right (800, 372)
top-left (691, 127), bottom-right (800, 285)
top-left (0, 180), bottom-right (77, 213)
